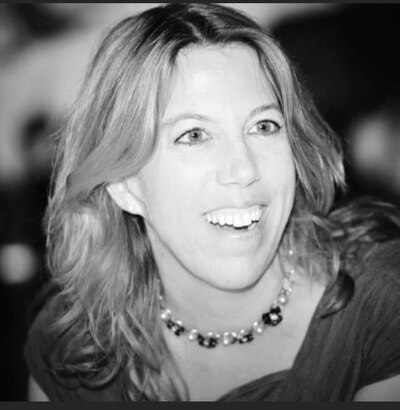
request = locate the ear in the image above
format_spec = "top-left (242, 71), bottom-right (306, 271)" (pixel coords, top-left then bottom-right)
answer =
top-left (106, 178), bottom-right (146, 216)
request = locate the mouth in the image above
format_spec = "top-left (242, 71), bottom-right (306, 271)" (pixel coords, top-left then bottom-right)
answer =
top-left (204, 205), bottom-right (264, 232)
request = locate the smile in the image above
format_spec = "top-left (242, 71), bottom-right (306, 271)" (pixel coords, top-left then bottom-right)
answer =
top-left (204, 206), bottom-right (263, 230)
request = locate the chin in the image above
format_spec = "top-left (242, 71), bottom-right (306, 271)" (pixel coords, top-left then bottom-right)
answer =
top-left (199, 260), bottom-right (266, 292)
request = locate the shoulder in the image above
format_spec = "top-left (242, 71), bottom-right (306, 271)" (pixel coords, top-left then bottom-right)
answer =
top-left (326, 197), bottom-right (400, 342)
top-left (27, 295), bottom-right (55, 337)
top-left (351, 242), bottom-right (400, 394)
top-left (351, 239), bottom-right (400, 313)
top-left (366, 237), bottom-right (400, 270)
top-left (325, 197), bottom-right (400, 314)
top-left (329, 233), bottom-right (400, 322)
top-left (25, 280), bottom-right (61, 346)
top-left (24, 296), bottom-right (59, 400)
top-left (25, 285), bottom-right (57, 359)
top-left (25, 282), bottom-right (61, 362)
top-left (343, 238), bottom-right (400, 391)
top-left (361, 239), bottom-right (400, 284)
top-left (330, 196), bottom-right (400, 279)
top-left (319, 224), bottom-right (400, 395)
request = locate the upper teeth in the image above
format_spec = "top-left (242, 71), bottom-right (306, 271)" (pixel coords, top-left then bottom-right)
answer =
top-left (205, 206), bottom-right (262, 228)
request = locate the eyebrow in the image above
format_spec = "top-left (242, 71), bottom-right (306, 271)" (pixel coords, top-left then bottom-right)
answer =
top-left (162, 113), bottom-right (217, 128)
top-left (161, 103), bottom-right (282, 128)
top-left (246, 104), bottom-right (282, 122)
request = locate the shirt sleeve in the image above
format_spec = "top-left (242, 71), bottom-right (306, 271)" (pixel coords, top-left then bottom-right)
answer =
top-left (358, 241), bottom-right (400, 388)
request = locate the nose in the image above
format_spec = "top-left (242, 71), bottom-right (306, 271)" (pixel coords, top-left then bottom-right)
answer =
top-left (216, 139), bottom-right (260, 187)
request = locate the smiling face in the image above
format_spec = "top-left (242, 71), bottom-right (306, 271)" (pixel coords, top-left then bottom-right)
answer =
top-left (113, 45), bottom-right (296, 292)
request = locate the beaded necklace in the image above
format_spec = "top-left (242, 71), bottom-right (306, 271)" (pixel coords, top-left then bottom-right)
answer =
top-left (159, 250), bottom-right (295, 348)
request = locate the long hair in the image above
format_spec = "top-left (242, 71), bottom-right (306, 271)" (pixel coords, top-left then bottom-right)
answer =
top-left (45, 3), bottom-right (346, 400)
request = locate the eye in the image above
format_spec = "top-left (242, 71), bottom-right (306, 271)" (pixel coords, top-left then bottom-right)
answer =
top-left (175, 127), bottom-right (209, 146)
top-left (248, 120), bottom-right (281, 136)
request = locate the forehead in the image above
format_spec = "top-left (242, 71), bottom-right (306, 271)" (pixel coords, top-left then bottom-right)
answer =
top-left (162, 45), bottom-right (276, 113)
top-left (179, 44), bottom-right (270, 88)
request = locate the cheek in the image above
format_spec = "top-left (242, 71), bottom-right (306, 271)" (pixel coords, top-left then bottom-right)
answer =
top-left (258, 148), bottom-right (296, 194)
top-left (138, 158), bottom-right (206, 223)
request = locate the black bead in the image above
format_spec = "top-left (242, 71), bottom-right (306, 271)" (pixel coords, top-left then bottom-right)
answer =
top-left (238, 335), bottom-right (253, 344)
top-left (174, 326), bottom-right (185, 336)
top-left (269, 313), bottom-right (282, 326)
top-left (238, 330), bottom-right (254, 344)
top-left (208, 338), bottom-right (218, 348)
top-left (166, 319), bottom-right (185, 336)
top-left (263, 306), bottom-right (283, 325)
top-left (262, 313), bottom-right (272, 325)
top-left (197, 334), bottom-right (219, 348)
top-left (270, 306), bottom-right (281, 315)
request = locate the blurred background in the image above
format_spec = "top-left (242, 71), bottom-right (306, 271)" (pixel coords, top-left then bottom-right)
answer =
top-left (1, 3), bottom-right (400, 400)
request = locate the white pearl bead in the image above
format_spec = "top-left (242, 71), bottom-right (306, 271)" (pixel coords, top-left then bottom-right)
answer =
top-left (252, 321), bottom-right (265, 334)
top-left (278, 295), bottom-right (287, 305)
top-left (222, 332), bottom-right (237, 346)
top-left (160, 309), bottom-right (171, 321)
top-left (187, 330), bottom-right (199, 341)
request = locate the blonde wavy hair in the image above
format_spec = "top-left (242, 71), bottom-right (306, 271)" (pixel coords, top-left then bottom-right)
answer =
top-left (44, 3), bottom-right (345, 400)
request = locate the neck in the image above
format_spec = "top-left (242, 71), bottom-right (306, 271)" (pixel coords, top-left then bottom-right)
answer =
top-left (157, 254), bottom-right (288, 335)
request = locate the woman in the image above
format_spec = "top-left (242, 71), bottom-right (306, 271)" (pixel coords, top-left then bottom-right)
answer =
top-left (25, 3), bottom-right (400, 401)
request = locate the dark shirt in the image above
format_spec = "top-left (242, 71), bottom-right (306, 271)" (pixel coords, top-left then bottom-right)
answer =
top-left (24, 240), bottom-right (400, 401)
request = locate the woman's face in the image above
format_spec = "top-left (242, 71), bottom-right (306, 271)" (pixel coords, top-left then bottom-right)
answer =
top-left (122, 45), bottom-right (296, 291)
